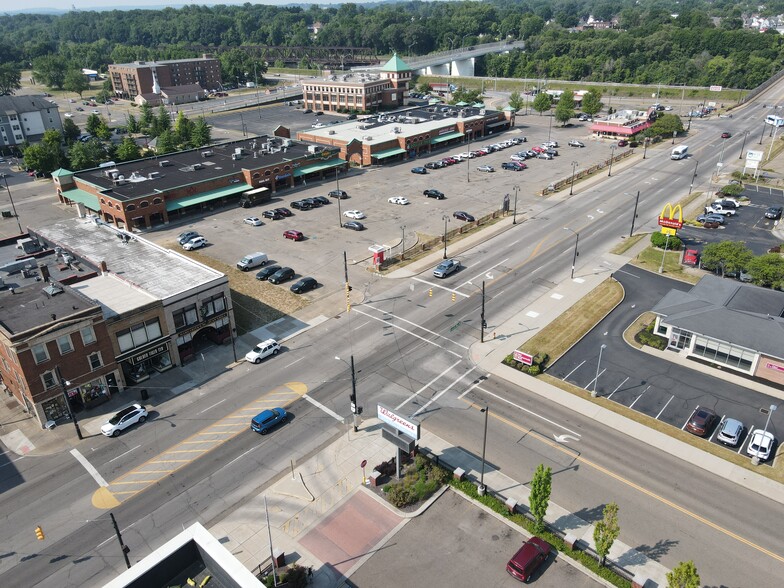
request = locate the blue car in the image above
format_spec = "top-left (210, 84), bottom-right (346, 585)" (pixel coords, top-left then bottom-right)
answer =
top-left (251, 407), bottom-right (288, 434)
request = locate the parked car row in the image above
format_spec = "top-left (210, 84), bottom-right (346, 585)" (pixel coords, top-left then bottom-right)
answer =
top-left (685, 406), bottom-right (776, 461)
top-left (421, 137), bottom-right (528, 170)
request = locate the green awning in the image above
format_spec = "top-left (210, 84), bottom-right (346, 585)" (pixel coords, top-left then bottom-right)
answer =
top-left (472, 102), bottom-right (485, 108)
top-left (166, 183), bottom-right (250, 212)
top-left (293, 158), bottom-right (344, 177)
top-left (372, 147), bottom-right (406, 159)
top-left (431, 132), bottom-right (465, 145)
top-left (62, 188), bottom-right (99, 211)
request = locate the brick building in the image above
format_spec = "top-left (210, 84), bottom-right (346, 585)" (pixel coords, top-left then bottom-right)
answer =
top-left (108, 56), bottom-right (222, 102)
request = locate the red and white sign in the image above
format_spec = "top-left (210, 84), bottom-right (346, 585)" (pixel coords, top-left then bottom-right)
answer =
top-left (765, 362), bottom-right (784, 373)
top-left (377, 403), bottom-right (420, 440)
top-left (658, 217), bottom-right (683, 229)
top-left (709, 86), bottom-right (723, 92)
top-left (513, 350), bottom-right (533, 366)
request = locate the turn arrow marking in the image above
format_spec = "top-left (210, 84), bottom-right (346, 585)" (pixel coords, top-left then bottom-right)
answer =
top-left (553, 433), bottom-right (581, 443)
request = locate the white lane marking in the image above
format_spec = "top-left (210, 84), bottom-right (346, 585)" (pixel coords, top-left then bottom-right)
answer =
top-left (554, 434), bottom-right (580, 443)
top-left (303, 394), bottom-right (344, 422)
top-left (461, 257), bottom-right (510, 288)
top-left (681, 407), bottom-right (698, 431)
top-left (412, 366), bottom-right (478, 417)
top-left (361, 304), bottom-right (469, 350)
top-left (284, 356), bottom-right (306, 368)
top-left (0, 455), bottom-right (25, 469)
top-left (708, 415), bottom-right (725, 442)
top-left (411, 276), bottom-right (470, 297)
top-left (225, 445), bottom-right (261, 468)
top-left (629, 391), bottom-right (644, 409)
top-left (108, 445), bottom-right (140, 463)
top-left (352, 308), bottom-right (463, 357)
top-left (70, 448), bottom-right (108, 488)
top-left (562, 360), bottom-right (585, 382)
top-left (655, 395), bottom-right (674, 420)
top-left (608, 377), bottom-right (629, 400)
top-left (199, 398), bottom-right (227, 414)
top-left (740, 426), bottom-right (755, 454)
top-left (396, 359), bottom-right (463, 410)
top-left (475, 385), bottom-right (581, 437)
top-left (458, 376), bottom-right (487, 399)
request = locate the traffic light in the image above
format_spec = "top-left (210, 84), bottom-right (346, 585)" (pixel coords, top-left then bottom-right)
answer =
top-left (428, 288), bottom-right (433, 297)
top-left (452, 292), bottom-right (456, 302)
top-left (35, 526), bottom-right (45, 541)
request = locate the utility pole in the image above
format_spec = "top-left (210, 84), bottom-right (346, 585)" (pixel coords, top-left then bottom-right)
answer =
top-left (512, 185), bottom-right (519, 225)
top-left (349, 355), bottom-right (359, 432)
top-left (110, 513), bottom-right (131, 569)
top-left (2, 175), bottom-right (23, 234)
top-left (480, 281), bottom-right (486, 343)
top-left (630, 190), bottom-right (640, 237)
top-left (343, 251), bottom-right (351, 313)
top-left (55, 366), bottom-right (82, 440)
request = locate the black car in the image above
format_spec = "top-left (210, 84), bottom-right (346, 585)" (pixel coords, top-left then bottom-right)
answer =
top-left (291, 200), bottom-right (312, 210)
top-left (765, 206), bottom-right (783, 219)
top-left (424, 162), bottom-right (443, 170)
top-left (262, 210), bottom-right (284, 220)
top-left (314, 111), bottom-right (324, 116)
top-left (290, 277), bottom-right (318, 293)
top-left (268, 267), bottom-right (295, 284)
top-left (302, 197), bottom-right (321, 208)
top-left (177, 231), bottom-right (200, 245)
top-left (303, 108), bottom-right (313, 114)
top-left (453, 211), bottom-right (475, 222)
top-left (347, 114), bottom-right (357, 120)
top-left (312, 196), bottom-right (330, 206)
top-left (343, 221), bottom-right (365, 231)
top-left (423, 189), bottom-right (445, 199)
top-left (329, 189), bottom-right (348, 199)
top-left (274, 207), bottom-right (293, 217)
top-left (255, 265), bottom-right (281, 281)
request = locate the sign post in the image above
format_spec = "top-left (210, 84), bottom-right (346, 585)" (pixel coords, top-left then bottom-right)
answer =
top-left (361, 459), bottom-right (368, 485)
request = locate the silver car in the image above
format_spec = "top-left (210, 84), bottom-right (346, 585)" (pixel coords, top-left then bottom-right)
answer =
top-left (433, 259), bottom-right (461, 278)
top-left (716, 418), bottom-right (743, 446)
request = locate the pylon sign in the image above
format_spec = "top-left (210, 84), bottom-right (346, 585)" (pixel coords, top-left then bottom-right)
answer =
top-left (658, 203), bottom-right (683, 232)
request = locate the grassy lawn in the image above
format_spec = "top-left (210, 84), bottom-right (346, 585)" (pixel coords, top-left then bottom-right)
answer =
top-left (519, 279), bottom-right (623, 363)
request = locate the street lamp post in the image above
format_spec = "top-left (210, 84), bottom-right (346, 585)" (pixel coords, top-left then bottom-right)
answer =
top-left (478, 406), bottom-right (489, 495)
top-left (658, 233), bottom-right (671, 274)
top-left (547, 112), bottom-right (553, 142)
top-left (593, 344), bottom-right (606, 397)
top-left (628, 190), bottom-right (640, 237)
top-left (607, 145), bottom-right (616, 177)
top-left (2, 175), bottom-right (23, 234)
top-left (465, 129), bottom-right (473, 183)
top-left (759, 120), bottom-right (767, 145)
top-left (643, 137), bottom-right (650, 159)
top-left (335, 355), bottom-right (360, 432)
top-left (512, 185), bottom-right (519, 225)
top-left (569, 161), bottom-right (578, 195)
top-left (335, 169), bottom-right (342, 227)
top-left (55, 366), bottom-right (83, 440)
top-left (442, 214), bottom-right (450, 259)
top-left (480, 280), bottom-right (486, 343)
top-left (400, 225), bottom-right (406, 261)
top-left (689, 159), bottom-right (699, 194)
top-left (672, 130), bottom-right (677, 145)
top-left (738, 130), bottom-right (750, 160)
top-left (563, 227), bottom-right (579, 279)
top-left (719, 137), bottom-right (728, 165)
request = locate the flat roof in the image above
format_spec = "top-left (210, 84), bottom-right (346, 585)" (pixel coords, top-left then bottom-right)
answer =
top-left (31, 217), bottom-right (226, 302)
top-left (301, 105), bottom-right (502, 146)
top-left (69, 273), bottom-right (158, 318)
top-left (72, 137), bottom-right (314, 202)
top-left (0, 280), bottom-right (97, 336)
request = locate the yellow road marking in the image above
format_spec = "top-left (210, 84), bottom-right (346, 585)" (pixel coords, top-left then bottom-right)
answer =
top-left (462, 399), bottom-right (784, 564)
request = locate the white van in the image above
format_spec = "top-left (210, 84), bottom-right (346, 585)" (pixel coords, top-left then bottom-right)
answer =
top-left (765, 114), bottom-right (784, 127)
top-left (237, 252), bottom-right (268, 271)
top-left (671, 145), bottom-right (688, 160)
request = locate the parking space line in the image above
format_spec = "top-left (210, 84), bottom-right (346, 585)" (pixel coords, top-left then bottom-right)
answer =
top-left (562, 360), bottom-right (585, 382)
top-left (396, 359), bottom-right (463, 410)
top-left (681, 407), bottom-right (697, 431)
top-left (708, 416), bottom-right (725, 442)
top-left (628, 389), bottom-right (646, 409)
top-left (608, 377), bottom-right (629, 400)
top-left (655, 395), bottom-right (674, 420)
top-left (410, 276), bottom-right (471, 297)
top-left (585, 368), bottom-right (606, 393)
top-left (741, 426), bottom-right (756, 454)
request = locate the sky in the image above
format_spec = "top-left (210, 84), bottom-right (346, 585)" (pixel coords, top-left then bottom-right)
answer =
top-left (3, 0), bottom-right (342, 11)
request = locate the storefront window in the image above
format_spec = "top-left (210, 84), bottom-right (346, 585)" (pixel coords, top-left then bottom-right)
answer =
top-left (202, 294), bottom-right (226, 317)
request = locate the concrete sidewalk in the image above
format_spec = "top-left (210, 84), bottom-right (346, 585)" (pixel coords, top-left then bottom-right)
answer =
top-left (209, 417), bottom-right (667, 587)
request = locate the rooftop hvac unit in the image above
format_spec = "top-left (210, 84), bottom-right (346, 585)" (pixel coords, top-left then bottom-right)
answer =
top-left (234, 147), bottom-right (245, 155)
top-left (364, 135), bottom-right (373, 141)
top-left (393, 127), bottom-right (401, 134)
top-left (193, 163), bottom-right (203, 170)
top-left (308, 145), bottom-right (318, 154)
top-left (231, 153), bottom-right (240, 160)
top-left (282, 139), bottom-right (292, 147)
top-left (159, 160), bottom-right (171, 167)
top-left (479, 109), bottom-right (486, 115)
top-left (328, 130), bottom-right (336, 135)
top-left (104, 168), bottom-right (119, 178)
top-left (201, 150), bottom-right (214, 158)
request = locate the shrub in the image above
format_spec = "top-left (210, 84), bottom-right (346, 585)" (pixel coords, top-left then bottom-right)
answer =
top-left (636, 323), bottom-right (668, 349)
top-left (650, 231), bottom-right (683, 251)
top-left (719, 183), bottom-right (743, 196)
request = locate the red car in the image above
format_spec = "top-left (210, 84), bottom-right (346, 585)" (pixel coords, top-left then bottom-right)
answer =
top-left (441, 157), bottom-right (457, 165)
top-left (618, 139), bottom-right (629, 147)
top-left (506, 537), bottom-right (551, 582)
top-left (283, 230), bottom-right (304, 241)
top-left (531, 145), bottom-right (545, 153)
top-left (682, 249), bottom-right (699, 266)
top-left (721, 132), bottom-right (731, 139)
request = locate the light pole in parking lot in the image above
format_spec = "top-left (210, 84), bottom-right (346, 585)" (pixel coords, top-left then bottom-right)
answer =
top-left (547, 112), bottom-right (553, 142)
top-left (569, 161), bottom-right (579, 195)
top-left (335, 169), bottom-right (342, 227)
top-left (400, 225), bottom-right (406, 260)
top-left (607, 145), bottom-right (617, 177)
top-left (465, 128), bottom-right (473, 183)
top-left (759, 120), bottom-right (767, 145)
top-left (442, 214), bottom-right (450, 259)
top-left (738, 130), bottom-right (750, 160)
top-left (563, 227), bottom-right (578, 279)
top-left (593, 344), bottom-right (606, 397)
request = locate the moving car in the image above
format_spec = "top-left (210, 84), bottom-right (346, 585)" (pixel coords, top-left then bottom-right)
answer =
top-left (716, 418), bottom-right (744, 446)
top-left (177, 231), bottom-right (200, 245)
top-left (411, 166), bottom-right (428, 174)
top-left (268, 267), bottom-right (295, 284)
top-left (476, 165), bottom-right (495, 172)
top-left (685, 406), bottom-right (718, 437)
top-left (101, 404), bottom-right (148, 437)
top-left (283, 230), bottom-right (305, 241)
top-left (244, 217), bottom-right (263, 226)
top-left (721, 131), bottom-right (732, 139)
top-left (765, 206), bottom-right (783, 219)
top-left (682, 249), bottom-right (699, 266)
top-left (343, 221), bottom-right (365, 231)
top-left (453, 211), bottom-right (475, 222)
top-left (262, 210), bottom-right (284, 220)
top-left (329, 189), bottom-right (348, 199)
top-left (423, 189), bottom-right (445, 199)
top-left (245, 339), bottom-right (280, 364)
top-left (506, 537), bottom-right (551, 582)
top-left (747, 429), bottom-right (775, 461)
top-left (388, 196), bottom-right (409, 205)
top-left (182, 236), bottom-right (208, 250)
top-left (343, 210), bottom-right (365, 219)
top-left (568, 140), bottom-right (585, 147)
top-left (290, 277), bottom-right (318, 293)
top-left (251, 407), bottom-right (287, 435)
top-left (255, 265), bottom-right (281, 281)
top-left (433, 259), bottom-right (461, 278)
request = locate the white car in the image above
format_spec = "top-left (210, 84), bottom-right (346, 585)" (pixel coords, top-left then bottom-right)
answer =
top-left (343, 210), bottom-right (365, 219)
top-left (244, 217), bottom-right (263, 226)
top-left (510, 154), bottom-right (527, 162)
top-left (388, 196), bottom-right (409, 205)
top-left (747, 429), bottom-right (775, 460)
top-left (183, 236), bottom-right (208, 250)
top-left (312, 122), bottom-right (326, 129)
top-left (245, 339), bottom-right (281, 364)
top-left (92, 109), bottom-right (100, 114)
top-left (705, 205), bottom-right (735, 216)
top-left (101, 404), bottom-right (148, 437)
top-left (64, 113), bottom-right (73, 118)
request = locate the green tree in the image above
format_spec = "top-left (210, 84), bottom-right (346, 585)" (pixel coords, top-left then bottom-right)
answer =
top-left (126, 113), bottom-right (140, 134)
top-left (189, 117), bottom-right (211, 148)
top-left (68, 138), bottom-right (108, 171)
top-left (32, 54), bottom-right (69, 90)
top-left (451, 87), bottom-right (484, 105)
top-left (0, 63), bottom-right (22, 96)
top-left (646, 114), bottom-right (684, 138)
top-left (555, 91), bottom-right (575, 126)
top-left (528, 464), bottom-right (552, 533)
top-left (667, 560), bottom-right (700, 588)
top-left (747, 253), bottom-right (784, 288)
top-left (700, 241), bottom-right (753, 276)
top-left (42, 129), bottom-right (63, 149)
top-left (95, 119), bottom-right (112, 140)
top-left (116, 137), bottom-right (141, 162)
top-left (23, 131), bottom-right (62, 175)
top-left (62, 118), bottom-right (81, 143)
top-left (156, 106), bottom-right (172, 136)
top-left (581, 90), bottom-right (603, 118)
top-left (532, 93), bottom-right (552, 116)
top-left (85, 113), bottom-right (103, 137)
top-left (63, 70), bottom-right (90, 98)
top-left (139, 102), bottom-right (154, 130)
top-left (155, 129), bottom-right (177, 154)
top-left (508, 91), bottom-right (525, 112)
top-left (593, 502), bottom-right (620, 567)
top-left (174, 111), bottom-right (194, 145)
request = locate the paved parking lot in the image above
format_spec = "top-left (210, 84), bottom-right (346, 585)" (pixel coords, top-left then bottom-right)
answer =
top-left (546, 264), bottom-right (781, 465)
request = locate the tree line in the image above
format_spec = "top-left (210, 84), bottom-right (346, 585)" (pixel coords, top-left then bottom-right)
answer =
top-left (0, 1), bottom-right (782, 92)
